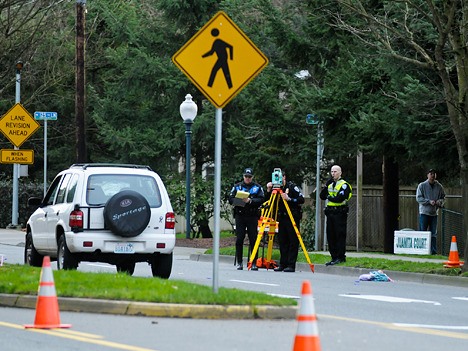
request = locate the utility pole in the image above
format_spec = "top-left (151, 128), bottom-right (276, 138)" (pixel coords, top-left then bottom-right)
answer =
top-left (76, 0), bottom-right (87, 162)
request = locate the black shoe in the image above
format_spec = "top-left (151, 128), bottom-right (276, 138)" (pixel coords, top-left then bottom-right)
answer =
top-left (329, 258), bottom-right (346, 266)
top-left (251, 263), bottom-right (258, 271)
top-left (325, 260), bottom-right (335, 266)
top-left (283, 267), bottom-right (295, 272)
top-left (274, 265), bottom-right (285, 272)
top-left (236, 264), bottom-right (243, 270)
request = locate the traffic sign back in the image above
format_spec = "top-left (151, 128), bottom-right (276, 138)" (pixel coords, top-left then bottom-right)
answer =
top-left (0, 103), bottom-right (40, 147)
top-left (172, 12), bottom-right (268, 108)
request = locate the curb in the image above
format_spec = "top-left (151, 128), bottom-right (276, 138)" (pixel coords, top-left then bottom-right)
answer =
top-left (0, 294), bottom-right (298, 320)
top-left (190, 254), bottom-right (468, 288)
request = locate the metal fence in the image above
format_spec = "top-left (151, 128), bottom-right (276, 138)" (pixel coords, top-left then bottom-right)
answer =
top-left (441, 209), bottom-right (465, 257)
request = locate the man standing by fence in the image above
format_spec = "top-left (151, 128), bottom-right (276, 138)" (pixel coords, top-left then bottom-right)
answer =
top-left (416, 169), bottom-right (446, 255)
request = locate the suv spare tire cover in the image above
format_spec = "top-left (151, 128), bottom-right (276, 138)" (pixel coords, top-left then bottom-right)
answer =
top-left (104, 190), bottom-right (151, 237)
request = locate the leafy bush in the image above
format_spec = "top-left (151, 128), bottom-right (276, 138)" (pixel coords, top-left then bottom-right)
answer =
top-left (0, 177), bottom-right (43, 228)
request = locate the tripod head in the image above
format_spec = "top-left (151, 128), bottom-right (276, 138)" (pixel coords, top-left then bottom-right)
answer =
top-left (271, 168), bottom-right (283, 188)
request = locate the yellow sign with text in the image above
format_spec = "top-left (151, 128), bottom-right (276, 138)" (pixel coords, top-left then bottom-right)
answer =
top-left (0, 149), bottom-right (34, 164)
top-left (172, 12), bottom-right (268, 108)
top-left (0, 103), bottom-right (40, 147)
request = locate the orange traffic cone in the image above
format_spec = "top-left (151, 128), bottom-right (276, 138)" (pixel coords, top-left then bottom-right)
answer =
top-left (443, 236), bottom-right (464, 268)
top-left (292, 280), bottom-right (321, 351)
top-left (24, 256), bottom-right (71, 329)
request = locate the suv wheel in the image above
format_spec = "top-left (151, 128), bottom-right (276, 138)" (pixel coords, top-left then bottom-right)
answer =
top-left (24, 231), bottom-right (43, 267)
top-left (116, 261), bottom-right (136, 275)
top-left (57, 235), bottom-right (79, 270)
top-left (103, 190), bottom-right (151, 237)
top-left (151, 252), bottom-right (173, 279)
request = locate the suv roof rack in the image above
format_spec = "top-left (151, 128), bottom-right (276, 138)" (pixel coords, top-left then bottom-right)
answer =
top-left (70, 163), bottom-right (153, 171)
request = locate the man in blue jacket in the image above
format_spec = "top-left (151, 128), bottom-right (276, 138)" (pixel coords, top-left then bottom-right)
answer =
top-left (228, 168), bottom-right (264, 270)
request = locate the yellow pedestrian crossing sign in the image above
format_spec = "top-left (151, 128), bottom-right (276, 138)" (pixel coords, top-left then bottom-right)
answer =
top-left (172, 11), bottom-right (269, 108)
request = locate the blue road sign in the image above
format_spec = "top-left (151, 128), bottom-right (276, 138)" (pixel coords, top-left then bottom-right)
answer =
top-left (34, 111), bottom-right (58, 121)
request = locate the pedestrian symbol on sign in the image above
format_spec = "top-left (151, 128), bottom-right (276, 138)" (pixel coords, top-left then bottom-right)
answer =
top-left (202, 28), bottom-right (234, 89)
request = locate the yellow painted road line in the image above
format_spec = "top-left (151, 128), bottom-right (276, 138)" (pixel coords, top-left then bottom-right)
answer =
top-left (319, 314), bottom-right (468, 340)
top-left (0, 321), bottom-right (158, 351)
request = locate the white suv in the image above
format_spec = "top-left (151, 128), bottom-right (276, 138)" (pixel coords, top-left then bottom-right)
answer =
top-left (25, 163), bottom-right (176, 278)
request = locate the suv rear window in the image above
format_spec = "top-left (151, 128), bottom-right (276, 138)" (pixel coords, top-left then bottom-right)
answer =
top-left (87, 174), bottom-right (162, 207)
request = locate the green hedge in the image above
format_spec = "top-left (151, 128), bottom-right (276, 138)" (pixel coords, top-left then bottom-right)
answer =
top-left (0, 178), bottom-right (43, 228)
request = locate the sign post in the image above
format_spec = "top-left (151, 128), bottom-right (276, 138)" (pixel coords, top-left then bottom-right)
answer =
top-left (34, 111), bottom-right (58, 195)
top-left (172, 11), bottom-right (268, 293)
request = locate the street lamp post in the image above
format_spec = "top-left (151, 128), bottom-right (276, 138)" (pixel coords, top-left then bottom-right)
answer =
top-left (180, 94), bottom-right (198, 239)
top-left (306, 114), bottom-right (324, 251)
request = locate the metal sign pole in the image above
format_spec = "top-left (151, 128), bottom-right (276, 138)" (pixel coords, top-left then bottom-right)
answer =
top-left (314, 122), bottom-right (324, 251)
top-left (34, 111), bottom-right (58, 196)
top-left (11, 64), bottom-right (22, 227)
top-left (43, 120), bottom-right (47, 196)
top-left (212, 108), bottom-right (222, 294)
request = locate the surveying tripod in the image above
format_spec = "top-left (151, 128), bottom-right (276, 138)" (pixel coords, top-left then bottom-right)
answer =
top-left (247, 188), bottom-right (315, 272)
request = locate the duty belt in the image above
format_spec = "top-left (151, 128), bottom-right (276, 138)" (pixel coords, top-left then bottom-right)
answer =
top-left (326, 206), bottom-right (348, 210)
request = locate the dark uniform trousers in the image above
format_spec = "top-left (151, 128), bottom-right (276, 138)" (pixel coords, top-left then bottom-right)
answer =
top-left (235, 214), bottom-right (259, 264)
top-left (278, 213), bottom-right (301, 269)
top-left (325, 207), bottom-right (348, 261)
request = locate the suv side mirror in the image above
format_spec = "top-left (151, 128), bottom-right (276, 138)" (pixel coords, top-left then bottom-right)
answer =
top-left (28, 197), bottom-right (43, 207)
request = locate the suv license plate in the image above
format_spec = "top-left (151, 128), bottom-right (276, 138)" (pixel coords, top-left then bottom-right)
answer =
top-left (114, 243), bottom-right (135, 254)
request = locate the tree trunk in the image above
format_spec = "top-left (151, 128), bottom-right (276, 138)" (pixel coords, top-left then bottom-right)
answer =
top-left (195, 203), bottom-right (213, 238)
top-left (383, 156), bottom-right (399, 254)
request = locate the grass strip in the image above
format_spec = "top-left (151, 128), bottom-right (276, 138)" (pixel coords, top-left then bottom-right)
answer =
top-left (216, 247), bottom-right (467, 277)
top-left (0, 264), bottom-right (296, 306)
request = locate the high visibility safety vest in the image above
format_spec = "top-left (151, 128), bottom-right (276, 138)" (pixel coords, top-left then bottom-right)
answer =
top-left (327, 179), bottom-right (352, 206)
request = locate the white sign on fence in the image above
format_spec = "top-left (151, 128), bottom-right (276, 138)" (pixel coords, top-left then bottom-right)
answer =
top-left (394, 230), bottom-right (431, 255)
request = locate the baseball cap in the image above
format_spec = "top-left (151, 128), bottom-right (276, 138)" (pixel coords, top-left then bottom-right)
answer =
top-left (427, 169), bottom-right (436, 174)
top-left (243, 168), bottom-right (253, 177)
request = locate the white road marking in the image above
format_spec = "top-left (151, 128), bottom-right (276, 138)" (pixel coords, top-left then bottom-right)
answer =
top-left (84, 263), bottom-right (114, 269)
top-left (393, 323), bottom-right (468, 330)
top-left (452, 297), bottom-right (468, 301)
top-left (340, 294), bottom-right (441, 305)
top-left (230, 279), bottom-right (279, 287)
top-left (269, 293), bottom-right (300, 299)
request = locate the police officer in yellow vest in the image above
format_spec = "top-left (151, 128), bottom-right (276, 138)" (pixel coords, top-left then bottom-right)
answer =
top-left (320, 165), bottom-right (352, 266)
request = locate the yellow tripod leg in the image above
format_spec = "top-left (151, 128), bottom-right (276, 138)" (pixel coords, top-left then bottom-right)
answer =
top-left (247, 192), bottom-right (278, 270)
top-left (248, 218), bottom-right (267, 270)
top-left (283, 198), bottom-right (315, 273)
top-left (265, 220), bottom-right (277, 269)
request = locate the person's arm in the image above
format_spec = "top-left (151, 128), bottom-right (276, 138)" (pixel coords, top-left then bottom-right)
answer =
top-left (436, 183), bottom-right (446, 207)
top-left (319, 178), bottom-right (333, 200)
top-left (228, 186), bottom-right (237, 205)
top-left (264, 182), bottom-right (273, 201)
top-left (416, 183), bottom-right (429, 205)
top-left (286, 183), bottom-right (304, 204)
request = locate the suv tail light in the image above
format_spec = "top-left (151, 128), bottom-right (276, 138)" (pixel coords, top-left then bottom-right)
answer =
top-left (165, 212), bottom-right (175, 229)
top-left (70, 208), bottom-right (84, 229)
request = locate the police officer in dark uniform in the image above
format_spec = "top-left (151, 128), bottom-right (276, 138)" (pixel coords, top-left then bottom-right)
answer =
top-left (320, 164), bottom-right (352, 266)
top-left (228, 168), bottom-right (264, 270)
top-left (265, 170), bottom-right (304, 272)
